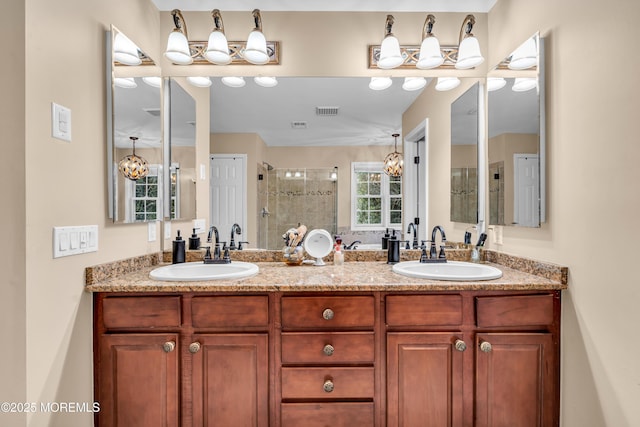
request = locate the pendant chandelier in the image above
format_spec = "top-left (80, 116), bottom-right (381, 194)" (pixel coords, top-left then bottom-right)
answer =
top-left (383, 133), bottom-right (403, 177)
top-left (118, 136), bottom-right (149, 180)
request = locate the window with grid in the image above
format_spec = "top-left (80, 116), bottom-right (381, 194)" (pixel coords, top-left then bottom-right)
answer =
top-left (351, 162), bottom-right (402, 230)
top-left (125, 165), bottom-right (160, 222)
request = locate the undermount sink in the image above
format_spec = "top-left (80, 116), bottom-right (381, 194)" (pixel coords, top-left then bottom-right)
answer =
top-left (392, 261), bottom-right (502, 281)
top-left (149, 261), bottom-right (259, 282)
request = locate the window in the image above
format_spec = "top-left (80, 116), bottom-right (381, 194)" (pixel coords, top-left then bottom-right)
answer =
top-left (125, 165), bottom-right (161, 222)
top-left (351, 162), bottom-right (402, 230)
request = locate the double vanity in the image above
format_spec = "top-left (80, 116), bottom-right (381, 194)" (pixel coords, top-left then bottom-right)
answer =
top-left (87, 249), bottom-right (566, 426)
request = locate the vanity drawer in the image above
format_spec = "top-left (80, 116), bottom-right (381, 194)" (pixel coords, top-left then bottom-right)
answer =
top-left (281, 402), bottom-right (374, 427)
top-left (191, 295), bottom-right (269, 328)
top-left (102, 296), bottom-right (181, 329)
top-left (476, 294), bottom-right (555, 328)
top-left (281, 296), bottom-right (374, 329)
top-left (281, 367), bottom-right (375, 399)
top-left (386, 295), bottom-right (463, 326)
top-left (281, 332), bottom-right (375, 364)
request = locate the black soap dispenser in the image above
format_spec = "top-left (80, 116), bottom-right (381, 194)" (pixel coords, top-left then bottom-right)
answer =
top-left (172, 230), bottom-right (186, 264)
top-left (188, 228), bottom-right (201, 250)
top-left (387, 229), bottom-right (400, 264)
top-left (382, 228), bottom-right (390, 250)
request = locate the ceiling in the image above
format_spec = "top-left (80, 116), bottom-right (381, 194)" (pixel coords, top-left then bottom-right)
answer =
top-left (150, 0), bottom-right (499, 147)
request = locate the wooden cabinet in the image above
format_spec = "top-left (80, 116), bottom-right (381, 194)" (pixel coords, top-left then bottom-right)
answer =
top-left (94, 290), bottom-right (560, 426)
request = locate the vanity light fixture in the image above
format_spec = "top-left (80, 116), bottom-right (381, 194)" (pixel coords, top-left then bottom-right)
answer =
top-left (378, 15), bottom-right (404, 69)
top-left (416, 14), bottom-right (444, 69)
top-left (118, 136), bottom-right (149, 181)
top-left (512, 77), bottom-right (537, 92)
top-left (221, 76), bottom-right (246, 88)
top-left (164, 9), bottom-right (193, 65)
top-left (243, 9), bottom-right (269, 65)
top-left (187, 76), bottom-right (212, 88)
top-left (205, 9), bottom-right (231, 65)
top-left (369, 76), bottom-right (393, 90)
top-left (402, 77), bottom-right (427, 91)
top-left (435, 76), bottom-right (461, 91)
top-left (455, 15), bottom-right (484, 69)
top-left (508, 36), bottom-right (537, 70)
top-left (113, 32), bottom-right (142, 66)
top-left (254, 76), bottom-right (278, 87)
top-left (487, 77), bottom-right (506, 91)
top-left (142, 76), bottom-right (162, 88)
top-left (383, 133), bottom-right (403, 177)
top-left (114, 77), bottom-right (137, 89)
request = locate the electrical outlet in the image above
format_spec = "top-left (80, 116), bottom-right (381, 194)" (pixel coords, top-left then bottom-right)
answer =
top-left (164, 221), bottom-right (172, 240)
top-left (493, 226), bottom-right (504, 245)
top-left (51, 102), bottom-right (72, 142)
top-left (193, 218), bottom-right (206, 234)
top-left (148, 221), bottom-right (157, 242)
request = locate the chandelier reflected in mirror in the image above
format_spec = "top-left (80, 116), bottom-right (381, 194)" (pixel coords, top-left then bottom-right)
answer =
top-left (118, 136), bottom-right (149, 180)
top-left (383, 133), bottom-right (403, 177)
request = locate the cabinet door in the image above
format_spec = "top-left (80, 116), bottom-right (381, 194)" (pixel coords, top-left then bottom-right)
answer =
top-left (387, 333), bottom-right (465, 427)
top-left (98, 333), bottom-right (179, 427)
top-left (475, 333), bottom-right (557, 427)
top-left (191, 334), bottom-right (269, 427)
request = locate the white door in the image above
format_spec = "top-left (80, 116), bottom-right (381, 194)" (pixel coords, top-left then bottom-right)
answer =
top-left (513, 154), bottom-right (540, 227)
top-left (210, 155), bottom-right (246, 246)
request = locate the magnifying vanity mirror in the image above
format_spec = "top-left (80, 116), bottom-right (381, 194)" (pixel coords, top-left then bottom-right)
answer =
top-left (488, 33), bottom-right (545, 227)
top-left (450, 81), bottom-right (481, 224)
top-left (107, 26), bottom-right (163, 223)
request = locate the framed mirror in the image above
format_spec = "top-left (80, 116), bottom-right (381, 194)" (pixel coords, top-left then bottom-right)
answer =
top-left (488, 33), bottom-right (545, 227)
top-left (106, 26), bottom-right (163, 223)
top-left (165, 78), bottom-right (197, 221)
top-left (450, 82), bottom-right (481, 225)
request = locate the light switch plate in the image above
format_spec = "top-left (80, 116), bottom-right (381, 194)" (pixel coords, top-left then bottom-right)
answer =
top-left (51, 102), bottom-right (72, 142)
top-left (53, 225), bottom-right (98, 258)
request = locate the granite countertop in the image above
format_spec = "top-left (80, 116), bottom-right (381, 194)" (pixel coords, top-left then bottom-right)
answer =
top-left (85, 250), bottom-right (568, 293)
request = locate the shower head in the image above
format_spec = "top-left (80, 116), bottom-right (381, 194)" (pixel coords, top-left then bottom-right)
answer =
top-left (262, 161), bottom-right (274, 171)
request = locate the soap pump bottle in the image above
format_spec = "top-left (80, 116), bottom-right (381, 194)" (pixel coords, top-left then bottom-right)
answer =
top-left (172, 230), bottom-right (186, 264)
top-left (188, 228), bottom-right (201, 250)
top-left (333, 236), bottom-right (344, 266)
top-left (382, 228), bottom-right (390, 250)
top-left (387, 229), bottom-right (400, 264)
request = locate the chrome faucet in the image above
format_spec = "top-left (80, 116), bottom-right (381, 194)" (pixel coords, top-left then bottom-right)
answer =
top-left (229, 223), bottom-right (241, 250)
top-left (407, 223), bottom-right (419, 249)
top-left (343, 240), bottom-right (361, 250)
top-left (429, 225), bottom-right (447, 261)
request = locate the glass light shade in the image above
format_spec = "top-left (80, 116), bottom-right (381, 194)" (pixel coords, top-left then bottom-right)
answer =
top-left (383, 151), bottom-right (403, 177)
top-left (402, 77), bottom-right (427, 91)
top-left (113, 33), bottom-right (142, 66)
top-left (243, 30), bottom-right (269, 64)
top-left (435, 77), bottom-right (460, 91)
top-left (487, 77), bottom-right (506, 91)
top-left (416, 36), bottom-right (444, 69)
top-left (221, 76), bottom-right (246, 88)
top-left (187, 76), bottom-right (212, 88)
top-left (254, 76), bottom-right (278, 87)
top-left (142, 76), bottom-right (162, 88)
top-left (455, 36), bottom-right (484, 69)
top-left (369, 77), bottom-right (392, 91)
top-left (205, 30), bottom-right (231, 65)
top-left (512, 77), bottom-right (538, 92)
top-left (509, 37), bottom-right (537, 70)
top-left (378, 35), bottom-right (404, 69)
top-left (164, 30), bottom-right (193, 65)
top-left (118, 138), bottom-right (149, 181)
top-left (114, 77), bottom-right (137, 89)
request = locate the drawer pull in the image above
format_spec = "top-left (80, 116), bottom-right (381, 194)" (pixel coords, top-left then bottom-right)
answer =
top-left (454, 339), bottom-right (467, 352)
top-left (323, 379), bottom-right (334, 393)
top-left (189, 341), bottom-right (201, 354)
top-left (323, 344), bottom-right (335, 356)
top-left (163, 341), bottom-right (176, 353)
top-left (322, 308), bottom-right (335, 320)
top-left (479, 341), bottom-right (492, 353)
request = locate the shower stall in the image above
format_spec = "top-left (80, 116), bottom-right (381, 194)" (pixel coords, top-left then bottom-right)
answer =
top-left (257, 166), bottom-right (338, 249)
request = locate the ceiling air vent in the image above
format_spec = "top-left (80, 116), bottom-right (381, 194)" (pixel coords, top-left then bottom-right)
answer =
top-left (291, 121), bottom-right (308, 129)
top-left (316, 106), bottom-right (339, 116)
top-left (143, 108), bottom-right (161, 117)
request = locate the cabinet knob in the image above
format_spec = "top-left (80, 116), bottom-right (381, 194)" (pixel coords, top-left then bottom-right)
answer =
top-left (479, 341), bottom-right (492, 353)
top-left (163, 341), bottom-right (176, 353)
top-left (323, 379), bottom-right (334, 393)
top-left (323, 344), bottom-right (335, 356)
top-left (454, 339), bottom-right (467, 352)
top-left (322, 308), bottom-right (335, 320)
top-left (189, 341), bottom-right (201, 354)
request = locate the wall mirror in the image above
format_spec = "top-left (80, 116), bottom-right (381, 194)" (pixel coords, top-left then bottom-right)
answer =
top-left (165, 78), bottom-right (197, 221)
top-left (450, 82), bottom-right (481, 224)
top-left (107, 26), bottom-right (163, 223)
top-left (487, 33), bottom-right (545, 227)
